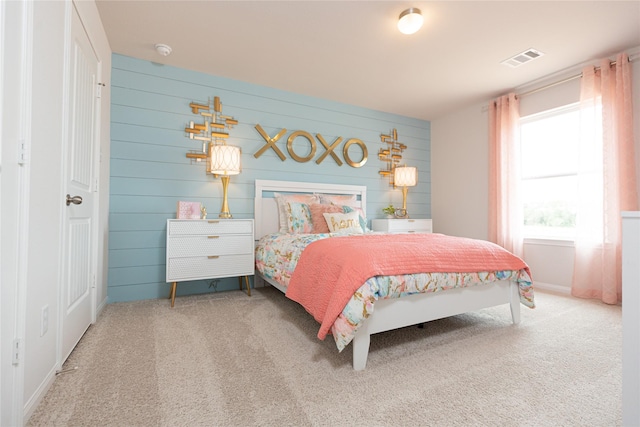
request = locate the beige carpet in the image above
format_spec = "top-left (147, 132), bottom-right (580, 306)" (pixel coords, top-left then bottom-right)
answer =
top-left (28, 287), bottom-right (621, 427)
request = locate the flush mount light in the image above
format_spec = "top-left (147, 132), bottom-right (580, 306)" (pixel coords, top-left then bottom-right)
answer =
top-left (154, 43), bottom-right (172, 56)
top-left (397, 8), bottom-right (423, 35)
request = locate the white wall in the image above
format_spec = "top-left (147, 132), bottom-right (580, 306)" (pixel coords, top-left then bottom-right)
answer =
top-left (23, 0), bottom-right (66, 410)
top-left (0, 1), bottom-right (110, 425)
top-left (432, 49), bottom-right (640, 293)
top-left (431, 101), bottom-right (489, 241)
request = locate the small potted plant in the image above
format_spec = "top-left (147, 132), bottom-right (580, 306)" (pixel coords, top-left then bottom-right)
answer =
top-left (382, 204), bottom-right (396, 218)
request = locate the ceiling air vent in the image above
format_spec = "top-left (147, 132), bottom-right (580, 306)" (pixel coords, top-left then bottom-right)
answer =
top-left (501, 48), bottom-right (544, 68)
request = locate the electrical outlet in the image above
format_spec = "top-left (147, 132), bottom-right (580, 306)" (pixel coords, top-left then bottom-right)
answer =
top-left (41, 305), bottom-right (49, 337)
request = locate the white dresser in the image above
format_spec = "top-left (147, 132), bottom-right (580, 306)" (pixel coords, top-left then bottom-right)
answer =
top-left (166, 218), bottom-right (254, 307)
top-left (371, 218), bottom-right (432, 234)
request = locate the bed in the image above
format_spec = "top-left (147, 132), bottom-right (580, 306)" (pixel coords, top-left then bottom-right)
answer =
top-left (253, 179), bottom-right (535, 370)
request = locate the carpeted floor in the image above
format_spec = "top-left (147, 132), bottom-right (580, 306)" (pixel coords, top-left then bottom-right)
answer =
top-left (28, 287), bottom-right (622, 427)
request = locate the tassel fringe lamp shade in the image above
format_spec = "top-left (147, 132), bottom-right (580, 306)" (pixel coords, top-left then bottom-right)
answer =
top-left (209, 145), bottom-right (241, 218)
top-left (394, 166), bottom-right (417, 216)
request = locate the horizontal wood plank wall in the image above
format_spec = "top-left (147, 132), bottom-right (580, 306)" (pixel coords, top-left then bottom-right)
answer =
top-left (108, 54), bottom-right (431, 302)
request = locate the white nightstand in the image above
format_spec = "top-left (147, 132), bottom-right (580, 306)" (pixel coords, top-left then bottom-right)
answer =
top-left (371, 218), bottom-right (432, 234)
top-left (166, 218), bottom-right (254, 307)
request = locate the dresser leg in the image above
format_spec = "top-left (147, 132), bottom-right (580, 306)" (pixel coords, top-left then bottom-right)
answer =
top-left (237, 276), bottom-right (251, 296)
top-left (170, 282), bottom-right (177, 308)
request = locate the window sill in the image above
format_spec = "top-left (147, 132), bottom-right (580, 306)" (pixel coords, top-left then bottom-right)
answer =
top-left (523, 237), bottom-right (575, 247)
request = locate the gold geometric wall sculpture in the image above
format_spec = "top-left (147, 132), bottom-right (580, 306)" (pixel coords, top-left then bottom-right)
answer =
top-left (184, 96), bottom-right (238, 172)
top-left (378, 128), bottom-right (407, 186)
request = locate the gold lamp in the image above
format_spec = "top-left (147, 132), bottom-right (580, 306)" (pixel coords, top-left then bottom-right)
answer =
top-left (209, 144), bottom-right (241, 218)
top-left (394, 166), bottom-right (417, 216)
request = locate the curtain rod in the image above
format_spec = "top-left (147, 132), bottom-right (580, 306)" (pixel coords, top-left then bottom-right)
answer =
top-left (517, 53), bottom-right (638, 98)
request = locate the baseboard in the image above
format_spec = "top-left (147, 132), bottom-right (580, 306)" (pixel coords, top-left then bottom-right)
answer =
top-left (96, 295), bottom-right (108, 318)
top-left (534, 281), bottom-right (571, 295)
top-left (23, 365), bottom-right (56, 423)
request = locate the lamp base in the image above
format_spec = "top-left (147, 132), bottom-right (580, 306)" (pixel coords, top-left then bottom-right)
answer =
top-left (401, 186), bottom-right (409, 210)
top-left (218, 175), bottom-right (233, 219)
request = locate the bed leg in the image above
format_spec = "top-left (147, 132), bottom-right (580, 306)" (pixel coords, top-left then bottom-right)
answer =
top-left (352, 332), bottom-right (370, 371)
top-left (510, 282), bottom-right (521, 324)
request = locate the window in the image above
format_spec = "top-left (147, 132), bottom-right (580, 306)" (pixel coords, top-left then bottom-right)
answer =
top-left (519, 103), bottom-right (602, 240)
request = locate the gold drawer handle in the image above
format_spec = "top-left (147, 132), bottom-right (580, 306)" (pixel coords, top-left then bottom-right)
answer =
top-left (208, 220), bottom-right (220, 224)
top-left (208, 255), bottom-right (219, 259)
top-left (408, 230), bottom-right (415, 233)
top-left (208, 236), bottom-right (219, 239)
top-left (408, 219), bottom-right (415, 222)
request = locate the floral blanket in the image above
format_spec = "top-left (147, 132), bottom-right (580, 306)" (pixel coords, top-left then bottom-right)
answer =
top-left (255, 232), bottom-right (535, 351)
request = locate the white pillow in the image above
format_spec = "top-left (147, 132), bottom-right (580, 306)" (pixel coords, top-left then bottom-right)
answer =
top-left (322, 211), bottom-right (363, 234)
top-left (318, 193), bottom-right (358, 207)
top-left (274, 193), bottom-right (318, 233)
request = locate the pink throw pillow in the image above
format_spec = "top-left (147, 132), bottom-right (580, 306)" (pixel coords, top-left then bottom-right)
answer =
top-left (309, 203), bottom-right (343, 233)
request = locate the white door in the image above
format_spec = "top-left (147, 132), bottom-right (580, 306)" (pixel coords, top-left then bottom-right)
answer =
top-left (60, 6), bottom-right (99, 363)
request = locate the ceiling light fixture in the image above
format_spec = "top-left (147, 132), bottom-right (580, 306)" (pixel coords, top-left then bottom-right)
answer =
top-left (397, 8), bottom-right (423, 35)
top-left (154, 43), bottom-right (172, 57)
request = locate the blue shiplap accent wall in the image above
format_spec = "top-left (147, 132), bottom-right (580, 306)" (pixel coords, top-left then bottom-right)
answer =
top-left (108, 54), bottom-right (431, 302)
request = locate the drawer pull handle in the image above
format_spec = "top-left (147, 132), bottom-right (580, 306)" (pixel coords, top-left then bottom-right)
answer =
top-left (408, 230), bottom-right (415, 233)
top-left (208, 220), bottom-right (220, 224)
top-left (208, 236), bottom-right (220, 239)
top-left (208, 255), bottom-right (219, 259)
top-left (408, 219), bottom-right (415, 222)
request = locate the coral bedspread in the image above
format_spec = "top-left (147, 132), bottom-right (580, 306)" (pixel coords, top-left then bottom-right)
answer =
top-left (285, 233), bottom-right (532, 340)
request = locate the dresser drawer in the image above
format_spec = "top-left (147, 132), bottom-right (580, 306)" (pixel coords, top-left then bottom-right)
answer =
top-left (372, 218), bottom-right (432, 234)
top-left (167, 235), bottom-right (253, 257)
top-left (168, 219), bottom-right (253, 236)
top-left (167, 254), bottom-right (254, 282)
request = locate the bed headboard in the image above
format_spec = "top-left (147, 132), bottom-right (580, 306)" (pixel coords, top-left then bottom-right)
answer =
top-left (254, 179), bottom-right (367, 239)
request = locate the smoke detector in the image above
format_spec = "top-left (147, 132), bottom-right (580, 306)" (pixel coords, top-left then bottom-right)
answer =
top-left (154, 43), bottom-right (172, 57)
top-left (501, 48), bottom-right (544, 68)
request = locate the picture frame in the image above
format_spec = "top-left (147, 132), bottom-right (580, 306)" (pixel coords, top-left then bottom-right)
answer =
top-left (177, 201), bottom-right (202, 219)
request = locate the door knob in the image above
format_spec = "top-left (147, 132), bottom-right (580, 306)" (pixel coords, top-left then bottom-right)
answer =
top-left (66, 194), bottom-right (83, 206)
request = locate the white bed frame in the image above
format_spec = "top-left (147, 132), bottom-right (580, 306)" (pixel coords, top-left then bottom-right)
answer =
top-left (254, 179), bottom-right (521, 370)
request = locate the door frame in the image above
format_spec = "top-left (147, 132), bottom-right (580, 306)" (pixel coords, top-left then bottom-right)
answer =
top-left (1, 1), bottom-right (34, 425)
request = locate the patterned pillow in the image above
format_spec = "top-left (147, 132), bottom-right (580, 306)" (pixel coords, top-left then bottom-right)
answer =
top-left (274, 193), bottom-right (318, 233)
top-left (342, 205), bottom-right (368, 232)
top-left (323, 211), bottom-right (364, 234)
top-left (319, 193), bottom-right (358, 207)
top-left (285, 202), bottom-right (313, 234)
top-left (309, 203), bottom-right (343, 233)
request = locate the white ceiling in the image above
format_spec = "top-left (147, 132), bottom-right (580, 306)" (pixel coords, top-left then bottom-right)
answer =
top-left (95, 1), bottom-right (640, 121)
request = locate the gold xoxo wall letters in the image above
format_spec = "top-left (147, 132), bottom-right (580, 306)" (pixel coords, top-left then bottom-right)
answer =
top-left (254, 124), bottom-right (368, 168)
